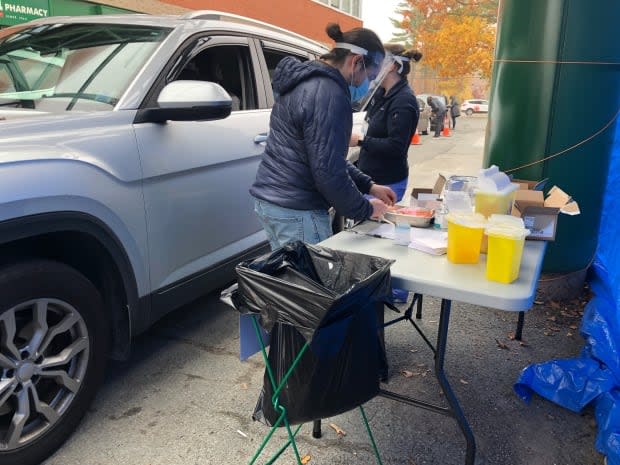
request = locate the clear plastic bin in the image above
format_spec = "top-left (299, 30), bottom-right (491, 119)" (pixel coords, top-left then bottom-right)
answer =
top-left (446, 212), bottom-right (486, 264)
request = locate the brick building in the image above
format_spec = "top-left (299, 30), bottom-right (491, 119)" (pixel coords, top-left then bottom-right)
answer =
top-left (0, 0), bottom-right (363, 44)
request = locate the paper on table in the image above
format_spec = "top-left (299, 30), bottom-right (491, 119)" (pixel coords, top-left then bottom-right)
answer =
top-left (365, 223), bottom-right (395, 239)
top-left (364, 224), bottom-right (447, 255)
top-left (409, 228), bottom-right (448, 255)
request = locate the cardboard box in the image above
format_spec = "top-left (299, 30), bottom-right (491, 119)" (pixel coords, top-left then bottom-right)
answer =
top-left (520, 206), bottom-right (561, 241)
top-left (411, 174), bottom-right (446, 199)
top-left (410, 174), bottom-right (445, 209)
top-left (510, 180), bottom-right (580, 241)
top-left (512, 190), bottom-right (544, 214)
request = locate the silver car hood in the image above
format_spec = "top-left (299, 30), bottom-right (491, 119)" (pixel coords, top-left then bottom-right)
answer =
top-left (0, 110), bottom-right (136, 160)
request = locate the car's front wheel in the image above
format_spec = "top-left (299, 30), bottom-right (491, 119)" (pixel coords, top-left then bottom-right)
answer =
top-left (0, 260), bottom-right (108, 465)
top-left (465, 108), bottom-right (474, 116)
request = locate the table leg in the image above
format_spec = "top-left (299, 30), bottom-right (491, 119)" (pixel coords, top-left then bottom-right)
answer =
top-left (415, 294), bottom-right (423, 320)
top-left (380, 298), bottom-right (477, 465)
top-left (436, 299), bottom-right (476, 465)
top-left (312, 419), bottom-right (322, 438)
top-left (515, 311), bottom-right (525, 341)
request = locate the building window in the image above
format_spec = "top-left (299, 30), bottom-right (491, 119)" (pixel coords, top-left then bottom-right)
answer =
top-left (315, 0), bottom-right (361, 18)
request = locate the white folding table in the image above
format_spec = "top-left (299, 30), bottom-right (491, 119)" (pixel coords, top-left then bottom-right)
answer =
top-left (318, 223), bottom-right (547, 465)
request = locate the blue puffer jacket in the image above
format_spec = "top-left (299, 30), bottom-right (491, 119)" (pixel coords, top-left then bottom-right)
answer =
top-left (250, 57), bottom-right (373, 221)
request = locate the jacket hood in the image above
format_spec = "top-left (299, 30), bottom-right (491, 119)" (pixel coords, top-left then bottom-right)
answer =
top-left (272, 57), bottom-right (348, 96)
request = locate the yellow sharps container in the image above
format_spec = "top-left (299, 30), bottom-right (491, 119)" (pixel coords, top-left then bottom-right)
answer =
top-left (485, 222), bottom-right (530, 283)
top-left (446, 212), bottom-right (487, 264)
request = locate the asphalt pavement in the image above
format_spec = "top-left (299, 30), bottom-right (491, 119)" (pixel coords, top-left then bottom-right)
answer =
top-left (45, 115), bottom-right (603, 465)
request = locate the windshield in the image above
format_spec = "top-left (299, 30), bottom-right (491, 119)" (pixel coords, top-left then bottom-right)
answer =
top-left (0, 23), bottom-right (171, 112)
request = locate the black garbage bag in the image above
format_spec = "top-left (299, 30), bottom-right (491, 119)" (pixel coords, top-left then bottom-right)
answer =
top-left (227, 241), bottom-right (394, 426)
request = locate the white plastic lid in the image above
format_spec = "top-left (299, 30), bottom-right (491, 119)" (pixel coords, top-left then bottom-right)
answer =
top-left (488, 214), bottom-right (525, 228)
top-left (485, 224), bottom-right (530, 240)
top-left (476, 182), bottom-right (520, 196)
top-left (477, 164), bottom-right (513, 192)
top-left (447, 212), bottom-right (487, 228)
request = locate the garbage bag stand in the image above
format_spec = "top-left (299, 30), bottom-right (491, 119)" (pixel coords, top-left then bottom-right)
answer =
top-left (248, 315), bottom-right (384, 465)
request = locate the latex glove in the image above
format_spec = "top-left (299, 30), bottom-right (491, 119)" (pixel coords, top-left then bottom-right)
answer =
top-left (369, 184), bottom-right (397, 206)
top-left (369, 198), bottom-right (389, 219)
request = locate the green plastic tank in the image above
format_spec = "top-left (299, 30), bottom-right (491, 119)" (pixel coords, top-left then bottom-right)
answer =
top-left (484, 0), bottom-right (620, 272)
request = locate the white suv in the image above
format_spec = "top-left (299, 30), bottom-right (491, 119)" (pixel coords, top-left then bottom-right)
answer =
top-left (460, 99), bottom-right (489, 115)
top-left (0, 11), bottom-right (326, 465)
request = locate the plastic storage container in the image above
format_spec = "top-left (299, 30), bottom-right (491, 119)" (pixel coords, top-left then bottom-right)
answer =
top-left (485, 221), bottom-right (530, 283)
top-left (474, 183), bottom-right (519, 218)
top-left (480, 214), bottom-right (525, 253)
top-left (446, 212), bottom-right (487, 264)
top-left (474, 165), bottom-right (519, 218)
top-left (443, 175), bottom-right (477, 212)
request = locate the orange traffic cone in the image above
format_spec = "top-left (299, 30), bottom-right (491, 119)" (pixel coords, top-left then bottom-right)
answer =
top-left (442, 116), bottom-right (451, 137)
top-left (411, 129), bottom-right (422, 145)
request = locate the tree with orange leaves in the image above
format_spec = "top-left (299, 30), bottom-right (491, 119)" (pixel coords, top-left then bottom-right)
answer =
top-left (391, 0), bottom-right (498, 83)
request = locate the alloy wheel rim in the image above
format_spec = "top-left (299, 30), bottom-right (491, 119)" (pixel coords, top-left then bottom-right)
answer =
top-left (0, 298), bottom-right (89, 450)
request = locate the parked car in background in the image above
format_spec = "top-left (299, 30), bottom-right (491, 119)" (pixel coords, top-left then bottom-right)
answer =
top-left (0, 11), bottom-right (327, 465)
top-left (461, 99), bottom-right (489, 115)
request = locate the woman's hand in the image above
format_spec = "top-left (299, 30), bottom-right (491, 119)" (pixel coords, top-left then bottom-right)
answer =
top-left (369, 198), bottom-right (389, 219)
top-left (349, 132), bottom-right (362, 147)
top-left (369, 184), bottom-right (397, 206)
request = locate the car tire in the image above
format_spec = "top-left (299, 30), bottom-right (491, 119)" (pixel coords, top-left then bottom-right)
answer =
top-left (0, 260), bottom-right (108, 465)
top-left (465, 109), bottom-right (474, 116)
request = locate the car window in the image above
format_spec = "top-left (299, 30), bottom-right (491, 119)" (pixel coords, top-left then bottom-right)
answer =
top-left (261, 43), bottom-right (314, 107)
top-left (176, 44), bottom-right (257, 111)
top-left (263, 47), bottom-right (308, 84)
top-left (0, 23), bottom-right (171, 111)
top-left (0, 64), bottom-right (16, 93)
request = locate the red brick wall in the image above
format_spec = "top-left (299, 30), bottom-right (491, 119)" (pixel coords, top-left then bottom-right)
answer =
top-left (161, 0), bottom-right (362, 44)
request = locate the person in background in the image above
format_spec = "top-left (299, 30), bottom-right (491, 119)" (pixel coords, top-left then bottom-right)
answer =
top-left (351, 44), bottom-right (422, 303)
top-left (427, 95), bottom-right (446, 137)
top-left (250, 23), bottom-right (396, 250)
top-left (449, 95), bottom-right (461, 129)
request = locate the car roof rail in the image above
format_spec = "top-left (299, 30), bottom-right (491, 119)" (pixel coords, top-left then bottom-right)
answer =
top-left (180, 10), bottom-right (326, 49)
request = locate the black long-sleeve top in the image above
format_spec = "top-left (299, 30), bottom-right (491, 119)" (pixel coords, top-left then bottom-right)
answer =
top-left (358, 79), bottom-right (419, 184)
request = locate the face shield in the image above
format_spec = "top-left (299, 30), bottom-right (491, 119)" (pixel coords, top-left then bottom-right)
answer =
top-left (356, 53), bottom-right (410, 112)
top-left (334, 42), bottom-right (385, 110)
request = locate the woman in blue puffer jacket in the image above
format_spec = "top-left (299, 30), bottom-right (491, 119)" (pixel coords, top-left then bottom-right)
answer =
top-left (250, 23), bottom-right (396, 250)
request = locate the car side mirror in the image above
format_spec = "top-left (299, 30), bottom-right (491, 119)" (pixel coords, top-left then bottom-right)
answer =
top-left (134, 80), bottom-right (232, 124)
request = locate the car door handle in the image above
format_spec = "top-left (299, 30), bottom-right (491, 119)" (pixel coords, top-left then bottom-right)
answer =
top-left (254, 133), bottom-right (268, 144)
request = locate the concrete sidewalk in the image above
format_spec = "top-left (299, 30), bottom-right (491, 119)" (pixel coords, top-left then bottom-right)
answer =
top-left (405, 115), bottom-right (486, 197)
top-left (46, 115), bottom-right (601, 465)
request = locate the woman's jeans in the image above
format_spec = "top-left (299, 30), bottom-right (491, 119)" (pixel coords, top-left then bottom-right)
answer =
top-left (253, 198), bottom-right (332, 251)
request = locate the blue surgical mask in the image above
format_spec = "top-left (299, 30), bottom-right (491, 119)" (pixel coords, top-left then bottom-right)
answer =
top-left (349, 77), bottom-right (370, 103)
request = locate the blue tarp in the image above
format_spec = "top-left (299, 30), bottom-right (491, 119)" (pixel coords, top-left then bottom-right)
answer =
top-left (514, 115), bottom-right (620, 463)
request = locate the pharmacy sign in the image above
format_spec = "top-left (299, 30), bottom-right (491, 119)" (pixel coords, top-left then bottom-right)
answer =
top-left (0, 0), bottom-right (49, 26)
